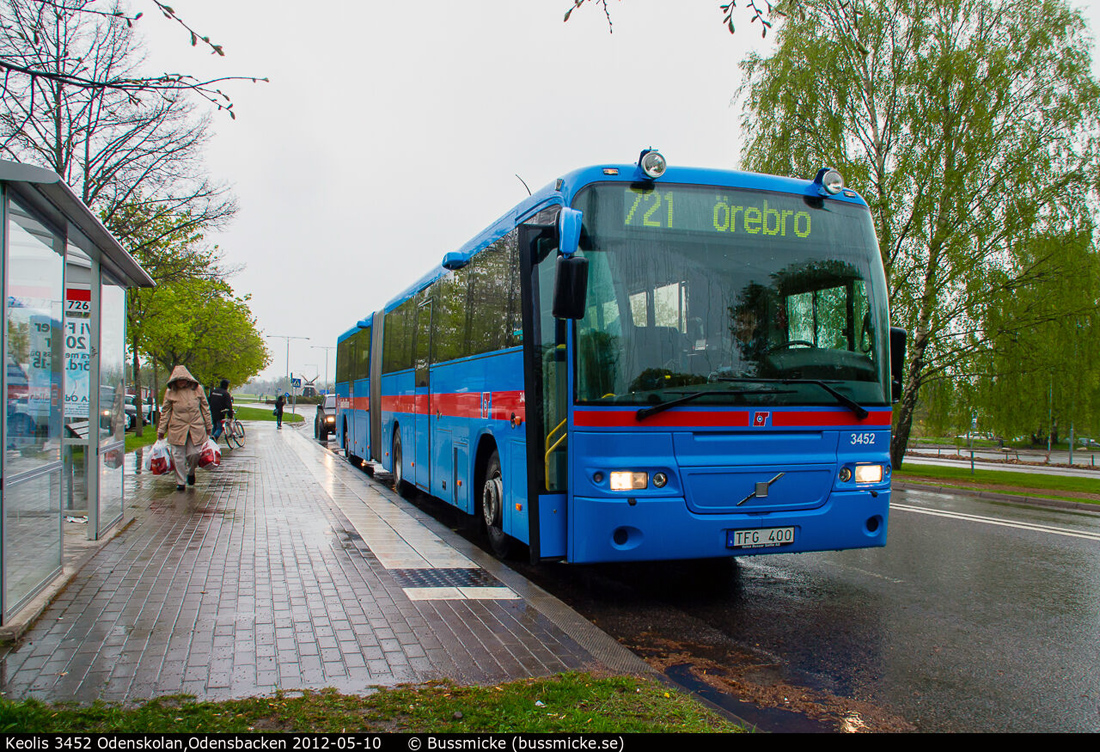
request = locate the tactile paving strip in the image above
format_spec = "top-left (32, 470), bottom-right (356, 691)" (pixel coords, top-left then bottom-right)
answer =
top-left (288, 441), bottom-right (520, 600)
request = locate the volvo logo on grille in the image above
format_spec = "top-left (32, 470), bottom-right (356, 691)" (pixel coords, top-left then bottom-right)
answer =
top-left (737, 472), bottom-right (786, 506)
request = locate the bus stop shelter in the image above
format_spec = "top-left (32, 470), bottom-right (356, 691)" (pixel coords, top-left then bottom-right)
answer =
top-left (0, 159), bottom-right (154, 625)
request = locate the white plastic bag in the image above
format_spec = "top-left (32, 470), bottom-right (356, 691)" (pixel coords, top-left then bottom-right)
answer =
top-left (198, 437), bottom-right (221, 469)
top-left (146, 439), bottom-right (174, 476)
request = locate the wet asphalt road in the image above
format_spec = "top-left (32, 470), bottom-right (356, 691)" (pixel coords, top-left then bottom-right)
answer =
top-left (518, 487), bottom-right (1100, 732)
top-left (331, 439), bottom-right (1100, 732)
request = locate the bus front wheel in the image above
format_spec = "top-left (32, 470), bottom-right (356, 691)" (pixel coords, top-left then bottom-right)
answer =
top-left (481, 451), bottom-right (512, 559)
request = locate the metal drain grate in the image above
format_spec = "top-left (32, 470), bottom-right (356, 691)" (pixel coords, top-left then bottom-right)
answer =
top-left (391, 568), bottom-right (502, 589)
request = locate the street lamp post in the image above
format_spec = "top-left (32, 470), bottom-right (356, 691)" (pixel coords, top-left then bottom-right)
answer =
top-left (311, 345), bottom-right (335, 391)
top-left (266, 334), bottom-right (310, 391)
top-left (269, 334), bottom-right (312, 411)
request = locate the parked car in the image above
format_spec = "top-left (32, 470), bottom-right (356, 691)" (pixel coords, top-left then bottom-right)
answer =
top-left (315, 394), bottom-right (337, 440)
top-left (124, 394), bottom-right (156, 430)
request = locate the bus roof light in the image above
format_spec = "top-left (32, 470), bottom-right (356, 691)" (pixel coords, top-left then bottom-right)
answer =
top-left (814, 167), bottom-right (844, 195)
top-left (442, 251), bottom-right (470, 270)
top-left (638, 149), bottom-right (667, 179)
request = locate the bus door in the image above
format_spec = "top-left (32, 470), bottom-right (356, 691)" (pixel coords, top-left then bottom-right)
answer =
top-left (413, 300), bottom-right (433, 491)
top-left (354, 326), bottom-right (371, 459)
top-left (348, 337), bottom-right (360, 458)
top-left (521, 218), bottom-right (569, 560)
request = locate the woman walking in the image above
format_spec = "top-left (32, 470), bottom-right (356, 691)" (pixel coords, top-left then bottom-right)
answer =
top-left (158, 365), bottom-right (213, 491)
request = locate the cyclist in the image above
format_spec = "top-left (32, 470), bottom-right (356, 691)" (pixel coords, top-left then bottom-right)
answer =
top-left (209, 379), bottom-right (235, 439)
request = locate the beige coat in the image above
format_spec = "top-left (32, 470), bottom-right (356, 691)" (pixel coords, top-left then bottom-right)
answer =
top-left (158, 365), bottom-right (212, 446)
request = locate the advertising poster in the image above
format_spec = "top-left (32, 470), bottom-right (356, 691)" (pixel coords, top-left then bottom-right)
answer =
top-left (64, 287), bottom-right (91, 419)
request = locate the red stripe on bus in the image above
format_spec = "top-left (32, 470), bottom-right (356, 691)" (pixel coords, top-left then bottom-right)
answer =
top-left (433, 392), bottom-right (483, 419)
top-left (357, 396), bottom-right (888, 429)
top-left (573, 410), bottom-right (751, 428)
top-left (573, 408), bottom-right (892, 429)
top-left (376, 390), bottom-right (526, 423)
top-left (489, 390), bottom-right (525, 422)
top-left (772, 411), bottom-right (892, 427)
top-left (380, 394), bottom-right (417, 414)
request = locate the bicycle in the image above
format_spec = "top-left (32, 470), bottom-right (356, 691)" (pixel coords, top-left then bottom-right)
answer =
top-left (219, 417), bottom-right (245, 448)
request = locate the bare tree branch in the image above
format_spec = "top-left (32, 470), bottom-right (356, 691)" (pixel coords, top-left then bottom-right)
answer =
top-left (0, 0), bottom-right (265, 117)
top-left (564, 0), bottom-right (777, 36)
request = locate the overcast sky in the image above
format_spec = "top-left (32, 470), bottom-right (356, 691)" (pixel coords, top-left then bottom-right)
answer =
top-left (138, 1), bottom-right (1100, 385)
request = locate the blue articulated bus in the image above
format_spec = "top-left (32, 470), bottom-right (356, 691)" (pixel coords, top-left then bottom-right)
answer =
top-left (335, 150), bottom-right (906, 563)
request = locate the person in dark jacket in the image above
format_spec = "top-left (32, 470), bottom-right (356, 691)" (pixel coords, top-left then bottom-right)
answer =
top-left (275, 393), bottom-right (286, 429)
top-left (209, 379), bottom-right (234, 438)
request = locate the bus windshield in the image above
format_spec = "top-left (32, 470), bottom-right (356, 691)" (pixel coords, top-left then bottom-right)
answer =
top-left (572, 183), bottom-right (891, 408)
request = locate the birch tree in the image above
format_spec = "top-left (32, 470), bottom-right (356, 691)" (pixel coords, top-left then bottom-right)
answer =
top-left (738, 0), bottom-right (1100, 466)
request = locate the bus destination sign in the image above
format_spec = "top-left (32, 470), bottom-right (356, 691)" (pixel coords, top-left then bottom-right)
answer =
top-left (622, 186), bottom-right (814, 238)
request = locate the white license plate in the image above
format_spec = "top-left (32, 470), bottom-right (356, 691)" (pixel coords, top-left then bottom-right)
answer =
top-left (727, 526), bottom-right (795, 549)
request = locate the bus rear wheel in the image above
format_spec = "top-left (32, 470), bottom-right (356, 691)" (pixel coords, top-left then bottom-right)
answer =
top-left (481, 451), bottom-right (512, 559)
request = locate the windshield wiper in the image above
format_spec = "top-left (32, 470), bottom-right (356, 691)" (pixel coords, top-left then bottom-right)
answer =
top-left (635, 387), bottom-right (780, 422)
top-left (714, 377), bottom-right (870, 420)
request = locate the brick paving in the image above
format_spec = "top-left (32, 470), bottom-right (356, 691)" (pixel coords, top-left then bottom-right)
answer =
top-left (0, 421), bottom-right (645, 703)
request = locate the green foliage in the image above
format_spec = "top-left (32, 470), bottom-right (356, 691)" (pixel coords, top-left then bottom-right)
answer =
top-left (739, 0), bottom-right (1100, 464)
top-left (235, 406), bottom-right (303, 423)
top-left (116, 201), bottom-right (270, 395)
top-left (141, 276), bottom-right (270, 388)
top-left (970, 231), bottom-right (1100, 442)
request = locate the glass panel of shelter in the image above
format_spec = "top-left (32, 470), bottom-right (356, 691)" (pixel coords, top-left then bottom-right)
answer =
top-left (3, 193), bottom-right (65, 618)
top-left (63, 245), bottom-right (93, 518)
top-left (98, 275), bottom-right (126, 534)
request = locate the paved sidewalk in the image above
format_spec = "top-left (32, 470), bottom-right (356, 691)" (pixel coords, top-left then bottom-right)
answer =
top-left (0, 422), bottom-right (649, 703)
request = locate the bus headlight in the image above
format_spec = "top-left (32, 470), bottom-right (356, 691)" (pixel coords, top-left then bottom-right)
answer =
top-left (610, 471), bottom-right (648, 491)
top-left (821, 169), bottom-right (844, 194)
top-left (854, 464), bottom-right (884, 483)
top-left (638, 149), bottom-right (667, 179)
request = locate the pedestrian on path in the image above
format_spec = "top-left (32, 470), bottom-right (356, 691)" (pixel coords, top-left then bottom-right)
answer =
top-left (275, 392), bottom-right (286, 429)
top-left (158, 365), bottom-right (213, 491)
top-left (209, 379), bottom-right (234, 439)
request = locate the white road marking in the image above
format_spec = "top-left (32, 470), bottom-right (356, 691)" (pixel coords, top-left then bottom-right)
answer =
top-left (892, 502), bottom-right (1100, 542)
top-left (403, 587), bottom-right (520, 601)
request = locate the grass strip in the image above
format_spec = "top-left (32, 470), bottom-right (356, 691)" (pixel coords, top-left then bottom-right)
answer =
top-left (235, 405), bottom-right (304, 423)
top-left (0, 673), bottom-right (743, 733)
top-left (896, 463), bottom-right (1100, 504)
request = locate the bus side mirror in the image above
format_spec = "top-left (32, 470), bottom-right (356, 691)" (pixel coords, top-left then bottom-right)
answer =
top-left (890, 327), bottom-right (907, 402)
top-left (558, 208), bottom-right (582, 258)
top-left (552, 255), bottom-right (588, 319)
top-left (552, 208), bottom-right (587, 319)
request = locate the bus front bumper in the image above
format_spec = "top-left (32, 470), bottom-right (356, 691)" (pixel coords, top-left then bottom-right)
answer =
top-left (567, 490), bottom-right (889, 564)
